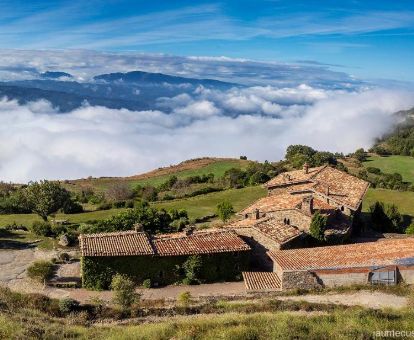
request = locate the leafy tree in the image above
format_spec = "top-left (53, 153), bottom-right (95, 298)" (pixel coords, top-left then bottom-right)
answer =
top-left (386, 204), bottom-right (403, 231)
top-left (223, 168), bottom-right (247, 188)
top-left (369, 201), bottom-right (389, 231)
top-left (22, 181), bottom-right (71, 221)
top-left (111, 274), bottom-right (138, 311)
top-left (309, 211), bottom-right (327, 242)
top-left (217, 201), bottom-right (234, 222)
top-left (182, 255), bottom-right (202, 285)
top-left (353, 148), bottom-right (367, 162)
top-left (312, 151), bottom-right (337, 166)
top-left (285, 145), bottom-right (316, 160)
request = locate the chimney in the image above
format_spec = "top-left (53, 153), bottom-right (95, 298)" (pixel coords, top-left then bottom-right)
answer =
top-left (134, 223), bottom-right (143, 232)
top-left (302, 196), bottom-right (314, 215)
top-left (303, 162), bottom-right (309, 174)
top-left (184, 225), bottom-right (195, 236)
top-left (254, 208), bottom-right (260, 220)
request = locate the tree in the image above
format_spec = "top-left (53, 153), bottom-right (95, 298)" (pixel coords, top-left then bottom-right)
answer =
top-left (309, 211), bottom-right (327, 242)
top-left (22, 181), bottom-right (71, 221)
top-left (353, 148), bottom-right (367, 162)
top-left (111, 274), bottom-right (138, 311)
top-left (217, 201), bottom-right (234, 222)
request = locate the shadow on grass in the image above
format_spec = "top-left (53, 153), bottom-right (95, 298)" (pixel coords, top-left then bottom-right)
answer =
top-left (0, 239), bottom-right (37, 250)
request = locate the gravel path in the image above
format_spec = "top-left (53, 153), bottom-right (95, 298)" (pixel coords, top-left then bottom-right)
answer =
top-left (278, 291), bottom-right (408, 309)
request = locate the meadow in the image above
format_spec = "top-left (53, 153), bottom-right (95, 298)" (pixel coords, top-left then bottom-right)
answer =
top-left (364, 155), bottom-right (414, 183)
top-left (363, 188), bottom-right (414, 218)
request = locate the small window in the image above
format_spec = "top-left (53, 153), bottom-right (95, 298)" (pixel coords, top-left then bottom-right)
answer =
top-left (287, 219), bottom-right (290, 225)
top-left (341, 206), bottom-right (344, 211)
top-left (283, 218), bottom-right (287, 224)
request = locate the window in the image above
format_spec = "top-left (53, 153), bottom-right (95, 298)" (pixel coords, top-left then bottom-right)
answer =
top-left (283, 218), bottom-right (287, 224)
top-left (287, 219), bottom-right (290, 225)
top-left (341, 206), bottom-right (345, 211)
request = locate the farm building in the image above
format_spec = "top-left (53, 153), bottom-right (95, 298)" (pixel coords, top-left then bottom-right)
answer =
top-left (225, 164), bottom-right (370, 265)
top-left (79, 229), bottom-right (251, 290)
top-left (262, 238), bottom-right (414, 291)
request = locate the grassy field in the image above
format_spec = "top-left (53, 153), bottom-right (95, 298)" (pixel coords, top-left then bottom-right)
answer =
top-left (363, 188), bottom-right (414, 217)
top-left (364, 155), bottom-right (414, 183)
top-left (2, 307), bottom-right (414, 339)
top-left (66, 158), bottom-right (251, 192)
top-left (0, 186), bottom-right (266, 227)
top-left (155, 186), bottom-right (266, 219)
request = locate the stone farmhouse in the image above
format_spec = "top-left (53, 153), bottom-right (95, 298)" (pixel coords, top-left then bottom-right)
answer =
top-left (79, 228), bottom-right (251, 289)
top-left (226, 164), bottom-right (370, 268)
top-left (259, 238), bottom-right (414, 291)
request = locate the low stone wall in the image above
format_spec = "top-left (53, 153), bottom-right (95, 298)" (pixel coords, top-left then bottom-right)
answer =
top-left (281, 270), bottom-right (322, 290)
top-left (315, 271), bottom-right (368, 287)
top-left (399, 267), bottom-right (414, 284)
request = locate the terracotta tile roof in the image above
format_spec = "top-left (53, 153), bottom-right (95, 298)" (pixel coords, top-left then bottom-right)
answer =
top-left (153, 230), bottom-right (251, 256)
top-left (265, 166), bottom-right (325, 187)
top-left (79, 231), bottom-right (155, 257)
top-left (253, 218), bottom-right (303, 245)
top-left (224, 217), bottom-right (270, 229)
top-left (268, 238), bottom-right (414, 271)
top-left (242, 271), bottom-right (281, 291)
top-left (239, 193), bottom-right (335, 216)
top-left (239, 193), bottom-right (304, 215)
top-left (264, 166), bottom-right (369, 210)
top-left (311, 167), bottom-right (369, 209)
top-left (79, 230), bottom-right (250, 257)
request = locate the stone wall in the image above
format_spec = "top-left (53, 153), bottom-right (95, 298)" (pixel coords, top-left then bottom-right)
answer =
top-left (267, 210), bottom-right (312, 232)
top-left (281, 270), bottom-right (323, 290)
top-left (315, 272), bottom-right (368, 287)
top-left (399, 267), bottom-right (414, 284)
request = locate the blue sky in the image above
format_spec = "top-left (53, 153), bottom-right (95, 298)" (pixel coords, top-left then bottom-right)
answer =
top-left (0, 0), bottom-right (413, 81)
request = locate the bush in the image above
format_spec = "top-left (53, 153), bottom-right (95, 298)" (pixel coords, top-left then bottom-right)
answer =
top-left (405, 224), bottom-right (414, 235)
top-left (142, 279), bottom-right (152, 289)
top-left (27, 260), bottom-right (54, 283)
top-left (59, 253), bottom-right (71, 262)
top-left (177, 291), bottom-right (192, 307)
top-left (309, 212), bottom-right (327, 242)
top-left (216, 201), bottom-right (234, 222)
top-left (58, 298), bottom-right (79, 314)
top-left (113, 200), bottom-right (126, 208)
top-left (62, 200), bottom-right (84, 214)
top-left (182, 255), bottom-right (202, 285)
top-left (111, 274), bottom-right (138, 311)
top-left (30, 221), bottom-right (52, 236)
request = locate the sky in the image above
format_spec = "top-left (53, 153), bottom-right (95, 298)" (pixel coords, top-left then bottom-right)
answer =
top-left (0, 1), bottom-right (413, 182)
top-left (0, 0), bottom-right (413, 82)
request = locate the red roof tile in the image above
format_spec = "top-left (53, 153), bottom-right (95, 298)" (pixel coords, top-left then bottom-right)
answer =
top-left (268, 238), bottom-right (414, 271)
top-left (79, 231), bottom-right (154, 257)
top-left (153, 230), bottom-right (250, 256)
top-left (242, 271), bottom-right (281, 291)
top-left (253, 218), bottom-right (302, 245)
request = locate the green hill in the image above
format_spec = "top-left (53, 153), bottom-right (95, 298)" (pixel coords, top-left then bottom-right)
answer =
top-left (363, 155), bottom-right (414, 183)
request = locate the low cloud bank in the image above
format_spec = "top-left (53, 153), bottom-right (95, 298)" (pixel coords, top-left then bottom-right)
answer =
top-left (0, 85), bottom-right (413, 182)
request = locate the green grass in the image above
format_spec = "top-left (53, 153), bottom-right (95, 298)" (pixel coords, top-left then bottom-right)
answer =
top-left (2, 307), bottom-right (414, 339)
top-left (0, 186), bottom-right (266, 227)
top-left (364, 155), bottom-right (414, 183)
top-left (70, 159), bottom-right (251, 192)
top-left (363, 188), bottom-right (414, 217)
top-left (154, 186), bottom-right (266, 219)
top-left (0, 228), bottom-right (56, 250)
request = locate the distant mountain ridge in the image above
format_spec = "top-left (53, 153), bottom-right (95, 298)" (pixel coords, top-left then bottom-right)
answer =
top-left (0, 70), bottom-right (239, 112)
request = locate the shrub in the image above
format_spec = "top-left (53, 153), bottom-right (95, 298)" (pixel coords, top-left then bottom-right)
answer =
top-left (111, 274), bottom-right (138, 311)
top-left (113, 200), bottom-right (126, 208)
top-left (405, 224), bottom-right (414, 235)
top-left (367, 167), bottom-right (381, 175)
top-left (182, 255), bottom-right (202, 285)
top-left (59, 253), bottom-right (71, 262)
top-left (216, 201), bottom-right (234, 222)
top-left (62, 200), bottom-right (84, 214)
top-left (58, 298), bottom-right (79, 314)
top-left (177, 291), bottom-right (192, 307)
top-left (30, 220), bottom-right (52, 236)
top-left (27, 260), bottom-right (54, 283)
top-left (142, 279), bottom-right (152, 289)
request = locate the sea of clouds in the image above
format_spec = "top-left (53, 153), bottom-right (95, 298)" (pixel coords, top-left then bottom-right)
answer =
top-left (1, 83), bottom-right (413, 183)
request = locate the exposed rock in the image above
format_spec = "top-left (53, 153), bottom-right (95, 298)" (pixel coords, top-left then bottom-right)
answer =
top-left (58, 234), bottom-right (70, 247)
